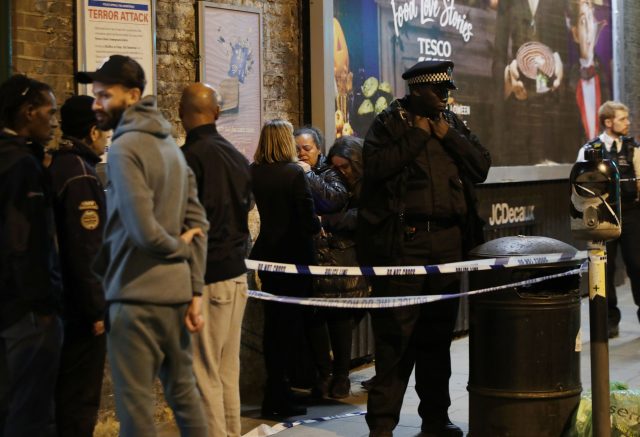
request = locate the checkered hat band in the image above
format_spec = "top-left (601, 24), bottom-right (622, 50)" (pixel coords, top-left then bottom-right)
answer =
top-left (407, 72), bottom-right (452, 85)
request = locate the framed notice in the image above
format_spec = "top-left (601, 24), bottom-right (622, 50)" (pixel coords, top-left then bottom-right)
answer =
top-left (198, 2), bottom-right (263, 161)
top-left (76, 0), bottom-right (156, 96)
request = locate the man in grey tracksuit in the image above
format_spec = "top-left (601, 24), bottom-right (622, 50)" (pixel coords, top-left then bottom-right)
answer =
top-left (77, 55), bottom-right (210, 436)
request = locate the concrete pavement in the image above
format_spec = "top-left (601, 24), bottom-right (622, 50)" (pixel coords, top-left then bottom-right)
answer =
top-left (237, 279), bottom-right (640, 437)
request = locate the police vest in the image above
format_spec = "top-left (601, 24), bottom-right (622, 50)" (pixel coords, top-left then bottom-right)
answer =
top-left (586, 137), bottom-right (637, 203)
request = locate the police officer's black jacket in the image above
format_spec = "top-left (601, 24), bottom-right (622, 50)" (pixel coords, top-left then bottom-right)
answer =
top-left (48, 137), bottom-right (106, 324)
top-left (582, 136), bottom-right (639, 205)
top-left (182, 123), bottom-right (252, 284)
top-left (357, 98), bottom-right (491, 265)
top-left (0, 130), bottom-right (60, 330)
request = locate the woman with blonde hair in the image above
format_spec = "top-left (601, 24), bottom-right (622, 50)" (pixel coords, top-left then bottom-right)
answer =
top-left (250, 119), bottom-right (321, 419)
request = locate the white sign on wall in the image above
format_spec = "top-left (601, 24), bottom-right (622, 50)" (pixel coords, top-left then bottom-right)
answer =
top-left (76, 0), bottom-right (156, 95)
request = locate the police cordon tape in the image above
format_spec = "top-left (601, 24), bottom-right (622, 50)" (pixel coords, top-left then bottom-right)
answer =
top-left (242, 412), bottom-right (367, 437)
top-left (247, 263), bottom-right (587, 309)
top-left (244, 251), bottom-right (587, 277)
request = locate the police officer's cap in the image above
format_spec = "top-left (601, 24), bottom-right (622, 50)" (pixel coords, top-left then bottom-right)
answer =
top-left (401, 60), bottom-right (457, 90)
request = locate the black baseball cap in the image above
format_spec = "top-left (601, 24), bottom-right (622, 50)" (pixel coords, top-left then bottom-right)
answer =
top-left (76, 55), bottom-right (146, 93)
top-left (402, 60), bottom-right (457, 90)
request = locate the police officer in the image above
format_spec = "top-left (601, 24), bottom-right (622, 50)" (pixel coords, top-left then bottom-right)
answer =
top-left (577, 100), bottom-right (640, 338)
top-left (48, 95), bottom-right (110, 436)
top-left (357, 60), bottom-right (491, 437)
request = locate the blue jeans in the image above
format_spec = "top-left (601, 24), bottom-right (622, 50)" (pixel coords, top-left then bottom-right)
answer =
top-left (107, 302), bottom-right (207, 437)
top-left (0, 312), bottom-right (63, 437)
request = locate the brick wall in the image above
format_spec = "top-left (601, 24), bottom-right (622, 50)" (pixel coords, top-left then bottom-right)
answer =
top-left (12, 0), bottom-right (75, 101)
top-left (10, 0), bottom-right (303, 136)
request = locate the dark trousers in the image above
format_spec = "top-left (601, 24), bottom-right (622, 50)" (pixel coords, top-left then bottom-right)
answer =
top-left (260, 273), bottom-right (312, 407)
top-left (606, 205), bottom-right (640, 326)
top-left (366, 226), bottom-right (461, 433)
top-left (308, 308), bottom-right (354, 378)
top-left (55, 321), bottom-right (106, 437)
top-left (0, 312), bottom-right (63, 437)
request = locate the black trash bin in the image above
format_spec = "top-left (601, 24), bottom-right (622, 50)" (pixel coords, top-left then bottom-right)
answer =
top-left (467, 236), bottom-right (583, 437)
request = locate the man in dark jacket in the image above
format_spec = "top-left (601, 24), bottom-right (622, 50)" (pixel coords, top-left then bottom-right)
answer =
top-left (49, 95), bottom-right (110, 436)
top-left (357, 60), bottom-right (491, 437)
top-left (577, 101), bottom-right (640, 338)
top-left (179, 82), bottom-right (252, 437)
top-left (0, 74), bottom-right (63, 436)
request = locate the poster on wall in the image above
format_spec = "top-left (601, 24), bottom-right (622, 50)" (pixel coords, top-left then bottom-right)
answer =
top-left (198, 2), bottom-right (263, 161)
top-left (333, 0), bottom-right (613, 166)
top-left (76, 0), bottom-right (156, 95)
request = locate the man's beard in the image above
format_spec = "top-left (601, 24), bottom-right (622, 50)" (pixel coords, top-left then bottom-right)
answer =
top-left (96, 106), bottom-right (126, 131)
top-left (613, 127), bottom-right (629, 138)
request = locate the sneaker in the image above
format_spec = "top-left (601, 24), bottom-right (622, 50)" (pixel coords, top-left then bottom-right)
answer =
top-left (608, 323), bottom-right (619, 339)
top-left (330, 375), bottom-right (351, 399)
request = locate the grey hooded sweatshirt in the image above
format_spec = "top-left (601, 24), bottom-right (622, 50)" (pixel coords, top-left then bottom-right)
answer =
top-left (94, 96), bottom-right (209, 304)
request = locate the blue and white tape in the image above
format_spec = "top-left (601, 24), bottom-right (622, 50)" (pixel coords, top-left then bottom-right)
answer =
top-left (245, 251), bottom-right (587, 277)
top-left (242, 411), bottom-right (366, 437)
top-left (248, 264), bottom-right (586, 309)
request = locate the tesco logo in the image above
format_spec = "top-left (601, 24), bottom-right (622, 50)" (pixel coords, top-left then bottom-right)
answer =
top-left (488, 202), bottom-right (536, 226)
top-left (418, 37), bottom-right (452, 59)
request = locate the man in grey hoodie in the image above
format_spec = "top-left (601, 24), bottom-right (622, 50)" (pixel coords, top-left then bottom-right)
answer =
top-left (76, 55), bottom-right (210, 436)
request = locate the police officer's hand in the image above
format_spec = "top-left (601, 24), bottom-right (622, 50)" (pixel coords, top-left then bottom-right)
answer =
top-left (93, 320), bottom-right (105, 336)
top-left (413, 115), bottom-right (431, 134)
top-left (181, 227), bottom-right (204, 244)
top-left (429, 114), bottom-right (449, 139)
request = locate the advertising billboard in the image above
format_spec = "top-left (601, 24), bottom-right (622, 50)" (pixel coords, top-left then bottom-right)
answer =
top-left (333, 0), bottom-right (613, 166)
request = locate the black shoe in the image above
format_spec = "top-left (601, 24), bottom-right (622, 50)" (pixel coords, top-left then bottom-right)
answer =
top-left (261, 403), bottom-right (307, 419)
top-left (609, 324), bottom-right (619, 338)
top-left (330, 375), bottom-right (351, 399)
top-left (361, 376), bottom-right (375, 391)
top-left (369, 430), bottom-right (393, 437)
top-left (311, 375), bottom-right (331, 398)
top-left (420, 418), bottom-right (463, 437)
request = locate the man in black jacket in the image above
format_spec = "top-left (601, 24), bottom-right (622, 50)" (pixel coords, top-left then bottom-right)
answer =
top-left (357, 61), bottom-right (491, 437)
top-left (49, 95), bottom-right (110, 437)
top-left (179, 83), bottom-right (252, 437)
top-left (577, 101), bottom-right (640, 338)
top-left (0, 74), bottom-right (62, 436)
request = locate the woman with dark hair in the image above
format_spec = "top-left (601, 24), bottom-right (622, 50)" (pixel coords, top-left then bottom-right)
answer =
top-left (0, 74), bottom-right (63, 435)
top-left (250, 119), bottom-right (321, 419)
top-left (294, 126), bottom-right (349, 214)
top-left (307, 135), bottom-right (370, 399)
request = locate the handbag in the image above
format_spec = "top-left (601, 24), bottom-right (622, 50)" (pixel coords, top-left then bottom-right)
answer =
top-left (313, 232), bottom-right (370, 298)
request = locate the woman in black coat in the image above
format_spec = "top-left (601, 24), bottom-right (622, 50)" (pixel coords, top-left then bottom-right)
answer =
top-left (298, 133), bottom-right (370, 399)
top-left (250, 119), bottom-right (321, 418)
